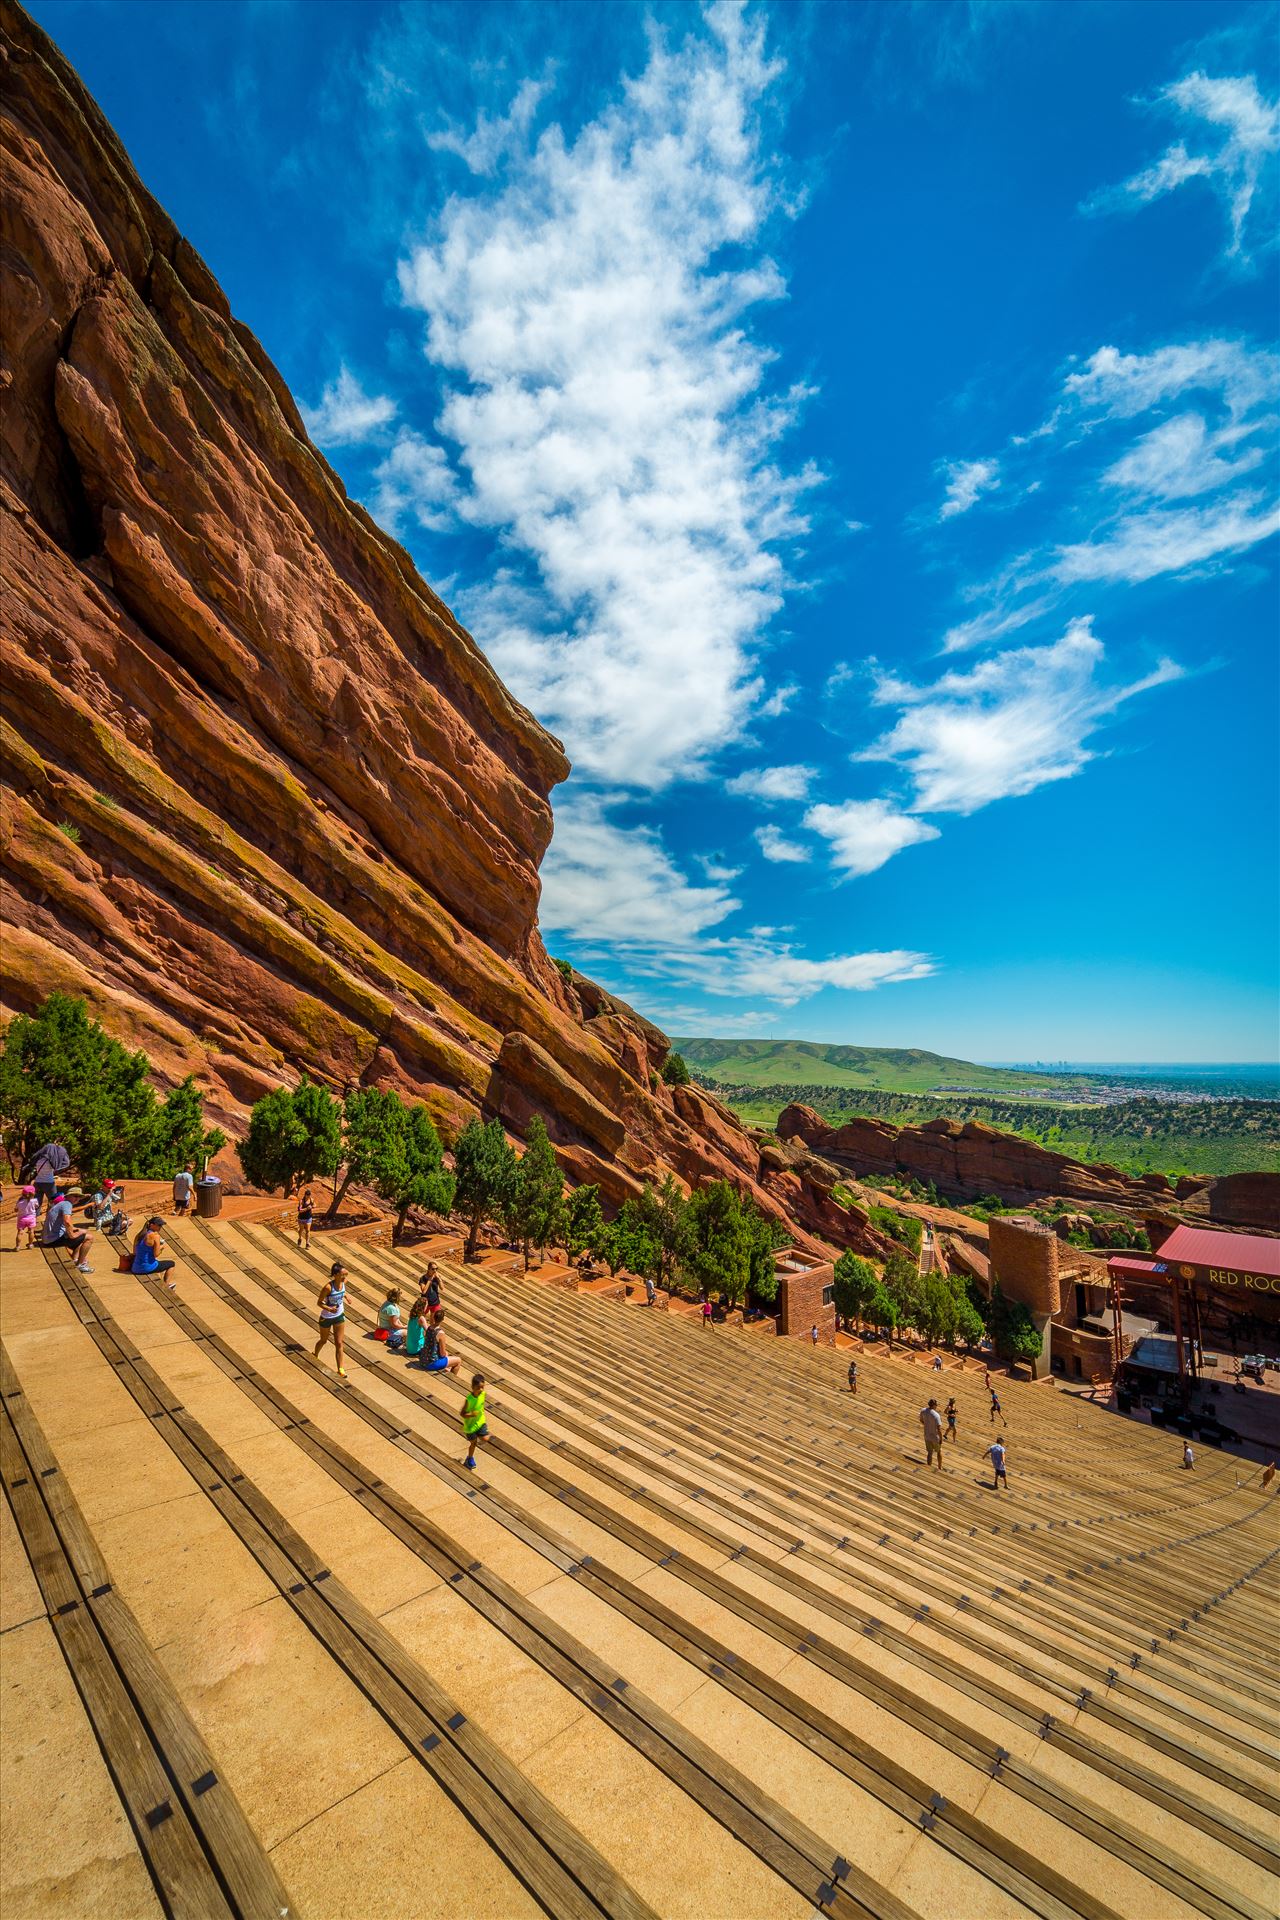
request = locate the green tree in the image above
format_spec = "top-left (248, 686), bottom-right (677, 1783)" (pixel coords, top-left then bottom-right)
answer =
top-left (566, 1183), bottom-right (607, 1262)
top-left (832, 1251), bottom-right (877, 1325)
top-left (327, 1086), bottom-right (404, 1220)
top-left (989, 1282), bottom-right (1044, 1364)
top-left (508, 1118), bottom-right (566, 1269)
top-left (378, 1104), bottom-right (455, 1245)
top-left (868, 1205), bottom-right (923, 1256)
top-left (953, 1293), bottom-right (986, 1350)
top-left (744, 1206), bottom-right (786, 1305)
top-left (686, 1180), bottom-right (752, 1305)
top-left (0, 994), bottom-right (152, 1183)
top-left (882, 1249), bottom-right (925, 1334)
top-left (862, 1279), bottom-right (899, 1344)
top-left (453, 1116), bottom-right (518, 1263)
top-left (918, 1274), bottom-right (958, 1347)
top-left (237, 1078), bottom-right (342, 1193)
top-left (660, 1051), bottom-right (691, 1087)
top-left (149, 1075), bottom-right (227, 1173)
top-left (601, 1198), bottom-right (661, 1279)
top-left (635, 1174), bottom-right (693, 1289)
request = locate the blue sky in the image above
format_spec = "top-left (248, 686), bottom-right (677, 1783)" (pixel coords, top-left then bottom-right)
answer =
top-left (34, 0), bottom-right (1280, 1061)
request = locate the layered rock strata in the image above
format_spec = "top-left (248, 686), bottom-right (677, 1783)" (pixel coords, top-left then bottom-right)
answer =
top-left (776, 1106), bottom-right (1280, 1233)
top-left (0, 1), bottom-right (856, 1251)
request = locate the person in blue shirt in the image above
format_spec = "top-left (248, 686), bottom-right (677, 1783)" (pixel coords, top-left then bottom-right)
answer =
top-left (131, 1217), bottom-right (176, 1291)
top-left (42, 1187), bottom-right (92, 1271)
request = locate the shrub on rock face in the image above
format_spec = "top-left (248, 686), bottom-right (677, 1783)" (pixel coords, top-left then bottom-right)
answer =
top-left (660, 1051), bottom-right (691, 1087)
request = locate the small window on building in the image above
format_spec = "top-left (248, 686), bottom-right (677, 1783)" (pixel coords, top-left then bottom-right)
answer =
top-left (821, 1284), bottom-right (834, 1307)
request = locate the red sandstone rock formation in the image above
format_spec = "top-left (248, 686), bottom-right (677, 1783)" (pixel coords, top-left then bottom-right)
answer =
top-left (0, 2), bottom-right (864, 1253)
top-left (775, 1104), bottom-right (1279, 1233)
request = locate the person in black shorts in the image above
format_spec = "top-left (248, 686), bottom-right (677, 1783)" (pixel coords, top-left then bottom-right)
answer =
top-left (314, 1261), bottom-right (348, 1378)
top-left (296, 1185), bottom-right (315, 1250)
top-left (847, 1359), bottom-right (858, 1396)
top-left (989, 1387), bottom-right (1006, 1425)
top-left (945, 1397), bottom-right (958, 1442)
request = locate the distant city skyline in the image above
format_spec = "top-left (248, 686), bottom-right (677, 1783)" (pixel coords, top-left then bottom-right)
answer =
top-left (34, 0), bottom-right (1279, 1059)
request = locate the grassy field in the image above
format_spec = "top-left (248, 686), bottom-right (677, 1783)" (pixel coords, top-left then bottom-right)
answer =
top-left (711, 1083), bottom-right (1280, 1180)
top-left (675, 1038), bottom-right (1100, 1096)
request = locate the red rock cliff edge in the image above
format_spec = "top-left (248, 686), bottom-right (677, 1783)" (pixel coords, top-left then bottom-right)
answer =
top-left (0, 2), bottom-right (856, 1253)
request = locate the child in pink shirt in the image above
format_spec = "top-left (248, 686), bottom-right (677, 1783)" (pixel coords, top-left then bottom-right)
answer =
top-left (14, 1186), bottom-right (38, 1250)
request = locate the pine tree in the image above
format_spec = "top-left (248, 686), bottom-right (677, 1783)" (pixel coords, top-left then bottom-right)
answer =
top-left (687, 1180), bottom-right (751, 1306)
top-left (379, 1104), bottom-right (455, 1245)
top-left (452, 1117), bottom-right (518, 1263)
top-left (508, 1118), bottom-right (566, 1270)
top-left (566, 1183), bottom-right (606, 1263)
top-left (237, 1078), bottom-right (341, 1193)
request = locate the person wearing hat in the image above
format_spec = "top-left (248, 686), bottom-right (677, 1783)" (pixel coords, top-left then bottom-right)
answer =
top-left (42, 1185), bottom-right (93, 1272)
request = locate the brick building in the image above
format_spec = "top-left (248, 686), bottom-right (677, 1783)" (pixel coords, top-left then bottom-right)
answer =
top-left (774, 1248), bottom-right (837, 1345)
top-left (986, 1216), bottom-right (1112, 1382)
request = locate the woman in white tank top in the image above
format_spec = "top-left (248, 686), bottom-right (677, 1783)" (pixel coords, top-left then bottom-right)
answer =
top-left (314, 1261), bottom-right (349, 1378)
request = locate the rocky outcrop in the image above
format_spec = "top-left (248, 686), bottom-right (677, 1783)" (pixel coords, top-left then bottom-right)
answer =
top-left (0, 2), bottom-right (854, 1257)
top-left (776, 1105), bottom-right (1280, 1233)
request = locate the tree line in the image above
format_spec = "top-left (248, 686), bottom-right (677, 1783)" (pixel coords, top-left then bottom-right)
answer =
top-left (240, 1074), bottom-right (789, 1289)
top-left (832, 1246), bottom-right (1040, 1362)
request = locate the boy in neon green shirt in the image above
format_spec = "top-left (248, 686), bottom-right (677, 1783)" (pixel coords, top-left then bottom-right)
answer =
top-left (462, 1373), bottom-right (488, 1470)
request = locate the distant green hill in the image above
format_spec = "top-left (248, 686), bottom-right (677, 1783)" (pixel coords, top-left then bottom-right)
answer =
top-left (673, 1038), bottom-right (1094, 1096)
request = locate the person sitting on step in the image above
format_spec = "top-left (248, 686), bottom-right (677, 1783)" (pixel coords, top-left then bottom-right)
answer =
top-left (419, 1309), bottom-right (461, 1377)
top-left (131, 1216), bottom-right (176, 1292)
top-left (376, 1287), bottom-right (406, 1351)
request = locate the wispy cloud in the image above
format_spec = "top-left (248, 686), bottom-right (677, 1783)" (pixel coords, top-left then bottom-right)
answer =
top-left (942, 336), bottom-right (1279, 649)
top-left (726, 763), bottom-right (816, 801)
top-left (753, 823), bottom-right (811, 863)
top-left (395, 1), bottom-right (817, 788)
top-left (938, 456), bottom-right (1000, 519)
top-left (1083, 69), bottom-right (1279, 264)
top-left (302, 365), bottom-right (397, 446)
top-left (540, 794), bottom-right (931, 1006)
top-left (860, 617), bottom-right (1183, 815)
top-left (804, 798), bottom-right (940, 876)
top-left (370, 430), bottom-right (457, 534)
top-left (426, 73), bottom-right (553, 175)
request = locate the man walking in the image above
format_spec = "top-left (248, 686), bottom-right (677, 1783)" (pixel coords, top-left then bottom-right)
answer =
top-left (644, 1274), bottom-right (657, 1307)
top-left (30, 1139), bottom-right (71, 1216)
top-left (847, 1358), bottom-right (858, 1396)
top-left (919, 1397), bottom-right (944, 1471)
top-left (810, 1324), bottom-right (819, 1346)
top-left (945, 1396), bottom-right (958, 1442)
top-left (173, 1162), bottom-right (195, 1216)
top-left (987, 1437), bottom-right (1009, 1490)
top-left (989, 1386), bottom-right (1006, 1426)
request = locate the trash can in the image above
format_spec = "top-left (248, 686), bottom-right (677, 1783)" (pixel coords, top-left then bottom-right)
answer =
top-left (195, 1176), bottom-right (222, 1220)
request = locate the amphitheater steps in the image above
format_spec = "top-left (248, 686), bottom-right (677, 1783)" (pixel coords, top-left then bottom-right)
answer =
top-left (3, 1220), bottom-right (1277, 1920)
top-left (198, 1221), bottom-right (1278, 1917)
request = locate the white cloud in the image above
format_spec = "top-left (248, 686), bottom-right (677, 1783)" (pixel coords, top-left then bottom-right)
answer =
top-left (540, 794), bottom-right (932, 1007)
top-left (804, 798), bottom-right (940, 876)
top-left (370, 430), bottom-right (458, 534)
top-left (753, 823), bottom-right (811, 863)
top-left (758, 682), bottom-right (799, 717)
top-left (1084, 69), bottom-right (1279, 262)
top-left (1063, 339), bottom-right (1278, 421)
top-left (726, 763), bottom-right (816, 801)
top-left (1055, 493), bottom-right (1280, 585)
top-left (696, 854), bottom-right (742, 883)
top-left (539, 792), bottom-right (737, 946)
top-left (1100, 412), bottom-right (1268, 499)
top-left (397, 2), bottom-right (815, 787)
top-left (943, 337), bottom-right (1279, 645)
top-left (302, 365), bottom-right (397, 447)
top-left (938, 457), bottom-right (1000, 519)
top-left (427, 74), bottom-right (552, 175)
top-left (860, 617), bottom-right (1183, 814)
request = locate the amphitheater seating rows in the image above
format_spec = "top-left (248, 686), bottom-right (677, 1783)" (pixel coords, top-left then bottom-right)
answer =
top-left (1, 1216), bottom-right (1276, 1920)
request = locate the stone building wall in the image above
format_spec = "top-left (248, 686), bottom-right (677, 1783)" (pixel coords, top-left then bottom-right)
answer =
top-left (989, 1216), bottom-right (1061, 1316)
top-left (777, 1256), bottom-right (837, 1345)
